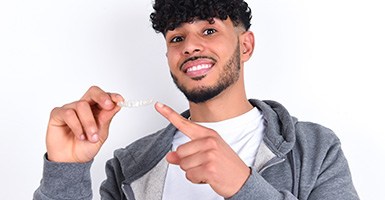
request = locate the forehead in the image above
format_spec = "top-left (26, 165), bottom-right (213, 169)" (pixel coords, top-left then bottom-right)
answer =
top-left (165, 18), bottom-right (236, 35)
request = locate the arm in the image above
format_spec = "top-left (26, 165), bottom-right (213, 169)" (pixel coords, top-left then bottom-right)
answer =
top-left (307, 140), bottom-right (359, 199)
top-left (33, 155), bottom-right (93, 200)
top-left (227, 168), bottom-right (299, 200)
top-left (34, 86), bottom-right (123, 200)
top-left (155, 102), bottom-right (251, 198)
top-left (156, 102), bottom-right (297, 199)
top-left (228, 137), bottom-right (359, 200)
top-left (155, 102), bottom-right (359, 199)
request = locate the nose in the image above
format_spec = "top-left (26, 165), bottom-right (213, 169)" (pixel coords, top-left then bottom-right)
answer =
top-left (183, 35), bottom-right (204, 55)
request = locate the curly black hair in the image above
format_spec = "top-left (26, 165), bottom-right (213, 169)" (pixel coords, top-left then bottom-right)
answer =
top-left (150, 0), bottom-right (252, 35)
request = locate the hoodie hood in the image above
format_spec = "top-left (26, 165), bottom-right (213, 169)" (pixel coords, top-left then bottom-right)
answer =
top-left (250, 99), bottom-right (296, 157)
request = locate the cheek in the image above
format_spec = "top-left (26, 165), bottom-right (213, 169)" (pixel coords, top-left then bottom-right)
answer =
top-left (166, 49), bottom-right (181, 70)
top-left (213, 39), bottom-right (237, 57)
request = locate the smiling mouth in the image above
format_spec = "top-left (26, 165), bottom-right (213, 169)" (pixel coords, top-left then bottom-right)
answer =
top-left (185, 64), bottom-right (212, 73)
top-left (184, 63), bottom-right (214, 79)
top-left (180, 56), bottom-right (216, 79)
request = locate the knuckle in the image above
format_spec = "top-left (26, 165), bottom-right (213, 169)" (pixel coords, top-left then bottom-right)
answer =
top-left (179, 162), bottom-right (188, 171)
top-left (185, 171), bottom-right (192, 181)
top-left (89, 85), bottom-right (101, 91)
top-left (203, 161), bottom-right (217, 174)
top-left (175, 145), bottom-right (183, 152)
top-left (205, 149), bottom-right (217, 161)
top-left (50, 107), bottom-right (60, 116)
top-left (205, 137), bottom-right (219, 148)
top-left (63, 108), bottom-right (76, 118)
top-left (185, 171), bottom-right (197, 183)
top-left (206, 128), bottom-right (218, 136)
top-left (76, 100), bottom-right (89, 109)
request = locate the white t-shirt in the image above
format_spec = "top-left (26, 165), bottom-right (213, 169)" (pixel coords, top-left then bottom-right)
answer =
top-left (162, 108), bottom-right (265, 200)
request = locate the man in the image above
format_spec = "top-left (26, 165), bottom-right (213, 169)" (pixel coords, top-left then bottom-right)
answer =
top-left (34, 0), bottom-right (359, 199)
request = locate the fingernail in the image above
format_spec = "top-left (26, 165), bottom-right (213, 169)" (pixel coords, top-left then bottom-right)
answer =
top-left (80, 134), bottom-right (86, 141)
top-left (91, 134), bottom-right (99, 142)
top-left (156, 102), bottom-right (165, 108)
top-left (105, 99), bottom-right (113, 106)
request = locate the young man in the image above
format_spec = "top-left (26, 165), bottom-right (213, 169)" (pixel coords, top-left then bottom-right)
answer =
top-left (34, 0), bottom-right (359, 199)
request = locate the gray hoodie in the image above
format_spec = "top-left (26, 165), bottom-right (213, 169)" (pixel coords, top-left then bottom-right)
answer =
top-left (34, 99), bottom-right (359, 200)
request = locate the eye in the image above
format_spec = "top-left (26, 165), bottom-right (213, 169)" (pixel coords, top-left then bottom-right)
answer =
top-left (170, 36), bottom-right (184, 43)
top-left (203, 28), bottom-right (217, 35)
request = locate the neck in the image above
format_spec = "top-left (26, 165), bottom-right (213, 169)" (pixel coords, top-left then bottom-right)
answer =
top-left (188, 75), bottom-right (253, 122)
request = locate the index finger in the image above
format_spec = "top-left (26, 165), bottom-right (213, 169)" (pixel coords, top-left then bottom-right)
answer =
top-left (155, 102), bottom-right (213, 140)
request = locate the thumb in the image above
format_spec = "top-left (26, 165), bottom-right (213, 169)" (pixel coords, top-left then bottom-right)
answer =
top-left (97, 93), bottom-right (124, 127)
top-left (98, 105), bottom-right (121, 126)
top-left (166, 152), bottom-right (181, 165)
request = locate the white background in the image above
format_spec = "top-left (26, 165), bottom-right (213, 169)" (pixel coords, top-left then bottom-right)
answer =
top-left (0, 0), bottom-right (384, 199)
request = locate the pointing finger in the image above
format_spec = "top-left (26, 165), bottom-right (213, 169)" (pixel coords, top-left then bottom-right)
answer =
top-left (155, 102), bottom-right (214, 140)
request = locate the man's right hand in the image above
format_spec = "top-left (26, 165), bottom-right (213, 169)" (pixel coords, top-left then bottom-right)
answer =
top-left (46, 86), bottom-right (123, 163)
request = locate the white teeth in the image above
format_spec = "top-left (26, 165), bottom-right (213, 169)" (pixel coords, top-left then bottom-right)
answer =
top-left (186, 64), bottom-right (211, 72)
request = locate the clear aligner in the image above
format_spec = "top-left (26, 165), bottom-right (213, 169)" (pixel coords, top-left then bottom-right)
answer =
top-left (117, 99), bottom-right (154, 108)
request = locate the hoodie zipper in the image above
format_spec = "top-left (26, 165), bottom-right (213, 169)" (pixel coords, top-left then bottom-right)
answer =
top-left (258, 157), bottom-right (285, 174)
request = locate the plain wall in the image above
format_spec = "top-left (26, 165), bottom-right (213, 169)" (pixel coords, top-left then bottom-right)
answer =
top-left (0, 0), bottom-right (384, 199)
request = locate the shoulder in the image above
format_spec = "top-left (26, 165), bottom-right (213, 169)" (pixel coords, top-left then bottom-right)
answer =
top-left (294, 121), bottom-right (340, 147)
top-left (292, 120), bottom-right (344, 171)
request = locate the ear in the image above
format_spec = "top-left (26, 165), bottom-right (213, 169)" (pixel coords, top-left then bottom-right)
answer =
top-left (239, 31), bottom-right (255, 62)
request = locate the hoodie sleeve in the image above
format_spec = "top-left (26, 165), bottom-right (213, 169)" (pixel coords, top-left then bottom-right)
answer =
top-left (226, 134), bottom-right (359, 200)
top-left (226, 168), bottom-right (298, 200)
top-left (33, 154), bottom-right (93, 200)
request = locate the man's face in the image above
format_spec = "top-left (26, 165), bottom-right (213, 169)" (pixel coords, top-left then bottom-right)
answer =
top-left (165, 18), bottom-right (243, 103)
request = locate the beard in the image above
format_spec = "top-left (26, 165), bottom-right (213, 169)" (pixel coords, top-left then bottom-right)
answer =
top-left (171, 43), bottom-right (241, 104)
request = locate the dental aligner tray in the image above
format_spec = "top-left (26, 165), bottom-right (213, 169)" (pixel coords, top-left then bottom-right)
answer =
top-left (117, 99), bottom-right (154, 108)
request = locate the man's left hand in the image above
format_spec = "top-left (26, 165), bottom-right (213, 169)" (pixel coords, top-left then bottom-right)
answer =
top-left (155, 102), bottom-right (250, 198)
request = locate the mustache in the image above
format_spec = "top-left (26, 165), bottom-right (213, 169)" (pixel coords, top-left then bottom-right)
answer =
top-left (179, 56), bottom-right (217, 70)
